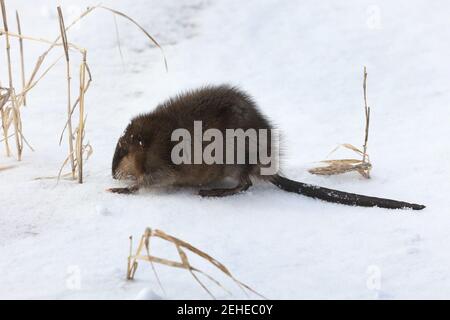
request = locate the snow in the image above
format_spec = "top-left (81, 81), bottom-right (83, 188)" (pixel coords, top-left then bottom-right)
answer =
top-left (0, 0), bottom-right (449, 299)
top-left (135, 288), bottom-right (162, 300)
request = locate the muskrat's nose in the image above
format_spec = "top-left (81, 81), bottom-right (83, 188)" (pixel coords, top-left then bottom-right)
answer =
top-left (112, 158), bottom-right (121, 179)
top-left (112, 144), bottom-right (126, 179)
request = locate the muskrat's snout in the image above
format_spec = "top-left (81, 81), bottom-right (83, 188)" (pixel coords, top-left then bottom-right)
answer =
top-left (112, 118), bottom-right (149, 181)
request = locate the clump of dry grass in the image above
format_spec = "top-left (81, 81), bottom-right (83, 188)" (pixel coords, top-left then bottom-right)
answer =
top-left (0, 3), bottom-right (167, 182)
top-left (309, 67), bottom-right (372, 178)
top-left (127, 228), bottom-right (266, 300)
top-left (54, 6), bottom-right (92, 183)
top-left (0, 0), bottom-right (24, 161)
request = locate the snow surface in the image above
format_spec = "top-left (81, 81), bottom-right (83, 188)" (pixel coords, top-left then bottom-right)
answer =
top-left (0, 0), bottom-right (449, 299)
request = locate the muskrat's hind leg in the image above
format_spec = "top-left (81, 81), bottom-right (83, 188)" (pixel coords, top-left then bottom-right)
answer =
top-left (199, 176), bottom-right (252, 198)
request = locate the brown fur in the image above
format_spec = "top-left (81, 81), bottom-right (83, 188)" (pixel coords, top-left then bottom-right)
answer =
top-left (111, 85), bottom-right (271, 193)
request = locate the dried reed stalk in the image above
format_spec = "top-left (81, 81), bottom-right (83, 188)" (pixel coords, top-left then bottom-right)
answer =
top-left (76, 51), bottom-right (87, 183)
top-left (0, 88), bottom-right (9, 108)
top-left (127, 228), bottom-right (265, 300)
top-left (309, 67), bottom-right (372, 178)
top-left (57, 7), bottom-right (75, 179)
top-left (362, 66), bottom-right (371, 166)
top-left (15, 10), bottom-right (26, 106)
top-left (54, 54), bottom-right (92, 184)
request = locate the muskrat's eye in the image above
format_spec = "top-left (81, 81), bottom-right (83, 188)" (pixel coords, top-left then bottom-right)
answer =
top-left (129, 134), bottom-right (144, 148)
top-left (137, 136), bottom-right (144, 148)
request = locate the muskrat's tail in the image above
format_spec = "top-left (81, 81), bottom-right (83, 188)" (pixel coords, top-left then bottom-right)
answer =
top-left (270, 174), bottom-right (425, 210)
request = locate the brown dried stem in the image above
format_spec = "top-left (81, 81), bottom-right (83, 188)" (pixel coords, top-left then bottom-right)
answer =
top-left (362, 66), bottom-right (371, 167)
top-left (57, 6), bottom-right (75, 179)
top-left (15, 11), bottom-right (26, 106)
top-left (76, 52), bottom-right (87, 183)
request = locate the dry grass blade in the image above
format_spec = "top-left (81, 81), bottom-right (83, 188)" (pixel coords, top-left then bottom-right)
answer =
top-left (59, 63), bottom-right (92, 145)
top-left (127, 228), bottom-right (265, 299)
top-left (0, 88), bottom-right (10, 110)
top-left (113, 14), bottom-right (125, 68)
top-left (0, 29), bottom-right (85, 51)
top-left (7, 129), bottom-right (34, 151)
top-left (55, 142), bottom-right (92, 182)
top-left (76, 53), bottom-right (87, 183)
top-left (0, 164), bottom-right (14, 171)
top-left (1, 107), bottom-right (11, 156)
top-left (341, 143), bottom-right (364, 155)
top-left (362, 66), bottom-right (371, 165)
top-left (190, 266), bottom-right (232, 296)
top-left (309, 160), bottom-right (372, 176)
top-left (98, 6), bottom-right (168, 72)
top-left (57, 8), bottom-right (69, 60)
top-left (321, 158), bottom-right (365, 164)
top-left (0, 90), bottom-right (11, 154)
top-left (0, 132), bottom-right (13, 143)
top-left (175, 243), bottom-right (216, 299)
top-left (34, 172), bottom-right (73, 181)
top-left (143, 231), bottom-right (167, 296)
top-left (15, 10), bottom-right (26, 106)
top-left (127, 236), bottom-right (137, 279)
top-left (11, 93), bottom-right (24, 160)
top-left (56, 151), bottom-right (73, 182)
top-left (15, 54), bottom-right (65, 101)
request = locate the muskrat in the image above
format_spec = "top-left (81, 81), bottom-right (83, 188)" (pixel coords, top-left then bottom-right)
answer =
top-left (109, 85), bottom-right (425, 210)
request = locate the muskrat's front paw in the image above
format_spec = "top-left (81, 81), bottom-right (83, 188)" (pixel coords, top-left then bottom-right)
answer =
top-left (107, 187), bottom-right (137, 194)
